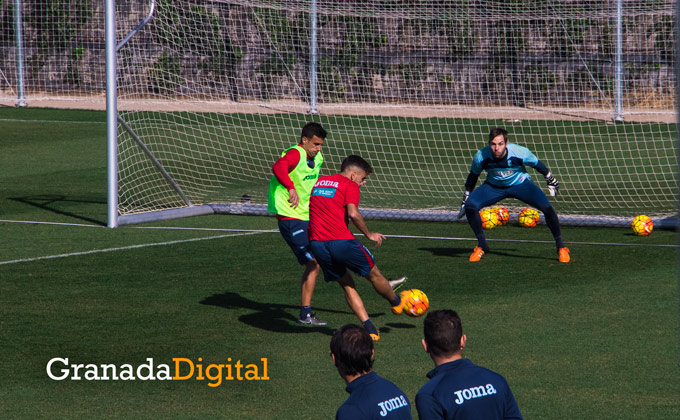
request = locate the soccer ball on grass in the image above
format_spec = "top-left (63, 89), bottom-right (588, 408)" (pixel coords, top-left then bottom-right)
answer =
top-left (518, 208), bottom-right (540, 228)
top-left (479, 208), bottom-right (501, 230)
top-left (401, 289), bottom-right (429, 317)
top-left (494, 207), bottom-right (510, 225)
top-left (631, 215), bottom-right (653, 236)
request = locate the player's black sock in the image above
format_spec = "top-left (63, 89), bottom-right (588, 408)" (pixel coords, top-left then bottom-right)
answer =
top-left (300, 305), bottom-right (312, 319)
top-left (543, 206), bottom-right (565, 249)
top-left (389, 294), bottom-right (401, 307)
top-left (476, 236), bottom-right (489, 252)
top-left (466, 206), bottom-right (488, 251)
top-left (362, 319), bottom-right (379, 335)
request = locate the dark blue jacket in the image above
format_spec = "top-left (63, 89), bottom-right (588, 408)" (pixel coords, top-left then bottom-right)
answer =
top-left (416, 359), bottom-right (522, 420)
top-left (337, 371), bottom-right (412, 420)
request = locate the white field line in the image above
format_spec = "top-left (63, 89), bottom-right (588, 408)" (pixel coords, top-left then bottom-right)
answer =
top-left (382, 234), bottom-right (680, 248)
top-left (0, 231), bottom-right (267, 266)
top-left (1, 220), bottom-right (676, 266)
top-left (136, 226), bottom-right (679, 248)
top-left (133, 226), bottom-right (680, 248)
top-left (0, 118), bottom-right (104, 125)
top-left (0, 220), bottom-right (106, 228)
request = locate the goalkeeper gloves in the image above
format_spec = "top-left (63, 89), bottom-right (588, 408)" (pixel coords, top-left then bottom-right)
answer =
top-left (456, 191), bottom-right (470, 219)
top-left (545, 172), bottom-right (559, 196)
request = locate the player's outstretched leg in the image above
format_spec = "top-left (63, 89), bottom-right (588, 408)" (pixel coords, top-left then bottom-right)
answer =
top-left (388, 275), bottom-right (407, 291)
top-left (517, 182), bottom-right (569, 264)
top-left (365, 266), bottom-right (406, 315)
top-left (465, 205), bottom-right (489, 261)
top-left (542, 205), bottom-right (570, 263)
top-left (337, 272), bottom-right (380, 340)
top-left (298, 259), bottom-right (328, 325)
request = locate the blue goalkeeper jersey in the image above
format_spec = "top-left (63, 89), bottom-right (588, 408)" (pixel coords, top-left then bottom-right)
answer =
top-left (470, 143), bottom-right (540, 187)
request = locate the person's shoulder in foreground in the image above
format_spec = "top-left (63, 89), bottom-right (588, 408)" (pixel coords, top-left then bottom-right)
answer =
top-left (416, 309), bottom-right (522, 420)
top-left (332, 324), bottom-right (412, 420)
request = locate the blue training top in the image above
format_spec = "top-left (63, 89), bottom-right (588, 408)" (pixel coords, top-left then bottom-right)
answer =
top-left (415, 359), bottom-right (523, 420)
top-left (470, 143), bottom-right (547, 187)
top-left (337, 371), bottom-right (412, 420)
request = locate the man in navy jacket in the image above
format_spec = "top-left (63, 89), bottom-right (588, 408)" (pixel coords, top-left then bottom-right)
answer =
top-left (331, 324), bottom-right (412, 419)
top-left (416, 310), bottom-right (523, 420)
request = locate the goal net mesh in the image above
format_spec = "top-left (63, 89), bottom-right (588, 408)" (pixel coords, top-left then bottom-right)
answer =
top-left (4, 1), bottom-right (676, 224)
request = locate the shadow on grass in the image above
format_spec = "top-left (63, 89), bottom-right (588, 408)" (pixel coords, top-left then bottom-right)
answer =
top-left (383, 322), bottom-right (417, 330)
top-left (200, 291), bottom-right (343, 336)
top-left (419, 247), bottom-right (470, 258)
top-left (420, 246), bottom-right (555, 261)
top-left (10, 195), bottom-right (106, 226)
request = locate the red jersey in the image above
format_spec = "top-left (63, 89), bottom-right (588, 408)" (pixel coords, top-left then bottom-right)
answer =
top-left (308, 174), bottom-right (361, 241)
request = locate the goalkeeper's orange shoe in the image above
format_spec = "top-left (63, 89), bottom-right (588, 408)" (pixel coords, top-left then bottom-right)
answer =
top-left (369, 332), bottom-right (380, 341)
top-left (469, 246), bottom-right (485, 262)
top-left (558, 247), bottom-right (570, 263)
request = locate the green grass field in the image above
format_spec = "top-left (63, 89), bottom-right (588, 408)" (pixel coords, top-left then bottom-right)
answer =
top-left (1, 107), bottom-right (678, 419)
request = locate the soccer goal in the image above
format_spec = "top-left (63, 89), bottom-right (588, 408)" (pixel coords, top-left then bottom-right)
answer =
top-left (106, 0), bottom-right (678, 228)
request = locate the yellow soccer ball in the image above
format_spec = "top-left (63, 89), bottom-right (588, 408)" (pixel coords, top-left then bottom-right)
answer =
top-left (495, 207), bottom-right (510, 226)
top-left (480, 208), bottom-right (501, 230)
top-left (631, 215), bottom-right (653, 236)
top-left (518, 207), bottom-right (540, 228)
top-left (402, 289), bottom-right (429, 318)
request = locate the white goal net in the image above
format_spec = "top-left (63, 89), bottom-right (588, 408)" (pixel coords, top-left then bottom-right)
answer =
top-left (5, 1), bottom-right (677, 226)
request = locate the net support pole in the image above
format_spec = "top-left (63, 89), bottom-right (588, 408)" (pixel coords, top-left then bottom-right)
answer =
top-left (676, 0), bottom-right (680, 234)
top-left (307, 0), bottom-right (319, 114)
top-left (106, 0), bottom-right (118, 228)
top-left (613, 0), bottom-right (624, 122)
top-left (117, 115), bottom-right (193, 207)
top-left (13, 0), bottom-right (26, 107)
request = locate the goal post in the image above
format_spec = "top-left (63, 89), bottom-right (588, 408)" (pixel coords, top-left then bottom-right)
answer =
top-left (106, 0), bottom-right (678, 228)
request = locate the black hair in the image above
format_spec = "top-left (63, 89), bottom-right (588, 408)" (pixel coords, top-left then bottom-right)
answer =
top-left (423, 309), bottom-right (463, 358)
top-left (301, 122), bottom-right (327, 140)
top-left (340, 155), bottom-right (374, 175)
top-left (330, 324), bottom-right (373, 377)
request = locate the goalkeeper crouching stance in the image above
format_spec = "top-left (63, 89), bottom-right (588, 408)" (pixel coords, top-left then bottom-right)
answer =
top-left (458, 127), bottom-right (570, 263)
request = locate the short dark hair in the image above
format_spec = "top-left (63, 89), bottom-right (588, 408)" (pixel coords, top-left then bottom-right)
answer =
top-left (301, 122), bottom-right (327, 140)
top-left (423, 309), bottom-right (463, 358)
top-left (488, 127), bottom-right (508, 144)
top-left (340, 155), bottom-right (374, 175)
top-left (330, 324), bottom-right (373, 377)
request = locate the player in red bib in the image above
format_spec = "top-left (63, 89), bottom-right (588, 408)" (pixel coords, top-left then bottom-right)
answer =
top-left (308, 155), bottom-right (408, 341)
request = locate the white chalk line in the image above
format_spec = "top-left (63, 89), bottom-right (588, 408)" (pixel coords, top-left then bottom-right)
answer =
top-left (0, 117), bottom-right (104, 125)
top-left (0, 219), bottom-right (106, 228)
top-left (383, 234), bottom-right (680, 248)
top-left (1, 219), bottom-right (676, 266)
top-left (0, 231), bottom-right (267, 266)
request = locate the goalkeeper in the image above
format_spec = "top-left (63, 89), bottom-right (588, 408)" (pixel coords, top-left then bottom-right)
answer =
top-left (458, 127), bottom-right (570, 263)
top-left (268, 122), bottom-right (328, 325)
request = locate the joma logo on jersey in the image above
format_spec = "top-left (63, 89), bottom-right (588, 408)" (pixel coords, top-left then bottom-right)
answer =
top-left (303, 174), bottom-right (318, 180)
top-left (314, 179), bottom-right (339, 188)
top-left (377, 395), bottom-right (408, 417)
top-left (453, 383), bottom-right (497, 405)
